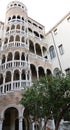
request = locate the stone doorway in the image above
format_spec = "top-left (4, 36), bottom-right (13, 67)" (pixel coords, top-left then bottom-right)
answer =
top-left (2, 107), bottom-right (18, 130)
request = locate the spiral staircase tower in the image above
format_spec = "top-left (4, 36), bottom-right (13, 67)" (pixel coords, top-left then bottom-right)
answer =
top-left (0, 1), bottom-right (52, 130)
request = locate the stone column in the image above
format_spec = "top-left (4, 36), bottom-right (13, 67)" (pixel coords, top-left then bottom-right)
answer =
top-left (0, 118), bottom-right (3, 130)
top-left (19, 116), bottom-right (23, 130)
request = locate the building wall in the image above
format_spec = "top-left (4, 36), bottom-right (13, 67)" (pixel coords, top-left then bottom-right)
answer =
top-left (46, 12), bottom-right (70, 75)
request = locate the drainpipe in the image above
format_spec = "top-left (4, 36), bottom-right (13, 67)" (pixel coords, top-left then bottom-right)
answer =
top-left (51, 31), bottom-right (63, 73)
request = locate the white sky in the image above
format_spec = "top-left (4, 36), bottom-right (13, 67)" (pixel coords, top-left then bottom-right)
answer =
top-left (0, 0), bottom-right (70, 33)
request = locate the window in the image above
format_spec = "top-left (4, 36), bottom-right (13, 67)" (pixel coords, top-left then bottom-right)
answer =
top-left (58, 44), bottom-right (64, 55)
top-left (49, 46), bottom-right (56, 59)
top-left (65, 68), bottom-right (70, 75)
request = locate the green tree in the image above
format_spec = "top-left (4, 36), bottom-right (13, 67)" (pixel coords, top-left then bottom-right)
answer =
top-left (20, 75), bottom-right (70, 130)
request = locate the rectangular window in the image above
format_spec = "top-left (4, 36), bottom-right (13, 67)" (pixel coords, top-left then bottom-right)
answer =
top-left (58, 44), bottom-right (64, 55)
top-left (65, 68), bottom-right (70, 75)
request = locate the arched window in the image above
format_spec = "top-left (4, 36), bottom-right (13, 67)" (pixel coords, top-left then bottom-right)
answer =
top-left (49, 46), bottom-right (56, 59)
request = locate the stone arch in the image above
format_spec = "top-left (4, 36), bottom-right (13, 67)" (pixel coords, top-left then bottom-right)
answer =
top-left (16, 24), bottom-right (20, 29)
top-left (21, 70), bottom-right (26, 80)
top-left (9, 35), bottom-right (14, 42)
top-left (47, 69), bottom-right (52, 76)
top-left (4, 37), bottom-right (8, 44)
top-left (21, 52), bottom-right (25, 60)
top-left (0, 73), bottom-right (3, 85)
top-left (15, 35), bottom-right (20, 41)
top-left (2, 54), bottom-right (6, 64)
top-left (42, 46), bottom-right (47, 58)
top-left (7, 52), bottom-right (12, 61)
top-left (30, 64), bottom-right (37, 82)
top-left (14, 51), bottom-right (20, 60)
top-left (13, 69), bottom-right (20, 80)
top-left (35, 43), bottom-right (42, 56)
top-left (38, 66), bottom-right (45, 78)
top-left (21, 37), bottom-right (25, 43)
top-left (5, 71), bottom-right (11, 83)
top-left (11, 24), bottom-right (15, 30)
top-left (6, 26), bottom-right (9, 32)
top-left (29, 40), bottom-right (35, 53)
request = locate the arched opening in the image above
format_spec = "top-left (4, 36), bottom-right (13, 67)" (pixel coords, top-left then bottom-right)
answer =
top-left (5, 71), bottom-right (11, 83)
top-left (29, 40), bottom-right (34, 53)
top-left (14, 52), bottom-right (20, 60)
top-left (14, 70), bottom-right (20, 80)
top-left (21, 52), bottom-right (25, 60)
top-left (2, 107), bottom-right (19, 130)
top-left (0, 73), bottom-right (3, 85)
top-left (38, 66), bottom-right (45, 78)
top-left (40, 34), bottom-right (44, 39)
top-left (23, 109), bottom-right (30, 130)
top-left (15, 35), bottom-right (20, 41)
top-left (42, 46), bottom-right (47, 57)
top-left (2, 55), bottom-right (6, 64)
top-left (34, 31), bottom-right (39, 37)
top-left (16, 24), bottom-right (20, 29)
top-left (17, 15), bottom-right (20, 19)
top-left (11, 24), bottom-right (15, 30)
top-left (7, 52), bottom-right (12, 61)
top-left (4, 38), bottom-right (8, 44)
top-left (35, 43), bottom-right (42, 56)
top-left (6, 27), bottom-right (9, 32)
top-left (9, 35), bottom-right (14, 42)
top-left (22, 70), bottom-right (26, 80)
top-left (30, 64), bottom-right (37, 82)
top-left (28, 28), bottom-right (32, 33)
top-left (12, 15), bottom-right (16, 19)
top-left (22, 37), bottom-right (25, 43)
top-left (47, 69), bottom-right (52, 76)
top-left (22, 26), bottom-right (24, 31)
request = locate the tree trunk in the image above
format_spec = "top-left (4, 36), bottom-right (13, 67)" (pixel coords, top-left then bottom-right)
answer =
top-left (55, 103), bottom-right (70, 130)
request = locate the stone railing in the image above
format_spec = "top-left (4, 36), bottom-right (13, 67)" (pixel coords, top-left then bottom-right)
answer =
top-left (0, 80), bottom-right (30, 95)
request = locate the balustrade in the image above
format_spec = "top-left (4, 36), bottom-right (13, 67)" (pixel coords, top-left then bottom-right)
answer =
top-left (0, 80), bottom-right (30, 95)
top-left (0, 60), bottom-right (29, 71)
